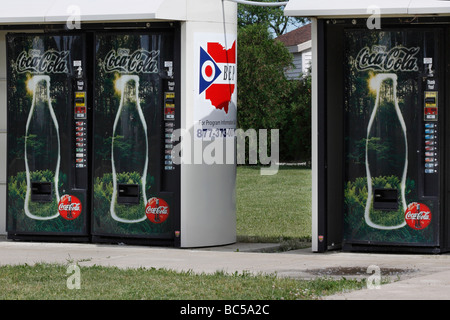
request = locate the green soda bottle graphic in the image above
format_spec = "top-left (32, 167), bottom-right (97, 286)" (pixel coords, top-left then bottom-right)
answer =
top-left (110, 75), bottom-right (149, 223)
top-left (24, 75), bottom-right (61, 220)
top-left (365, 73), bottom-right (407, 230)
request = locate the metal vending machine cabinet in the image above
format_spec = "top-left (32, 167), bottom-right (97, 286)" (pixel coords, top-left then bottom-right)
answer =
top-left (91, 31), bottom-right (180, 245)
top-left (6, 33), bottom-right (90, 241)
top-left (343, 28), bottom-right (441, 252)
top-left (282, 0), bottom-right (450, 254)
top-left (2, 0), bottom-right (237, 248)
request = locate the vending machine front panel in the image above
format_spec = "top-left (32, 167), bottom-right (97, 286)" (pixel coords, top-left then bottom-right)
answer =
top-left (6, 33), bottom-right (89, 239)
top-left (343, 28), bottom-right (441, 250)
top-left (92, 31), bottom-right (178, 244)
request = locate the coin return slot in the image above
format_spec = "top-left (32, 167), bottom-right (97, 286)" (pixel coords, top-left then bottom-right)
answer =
top-left (117, 184), bottom-right (140, 204)
top-left (30, 182), bottom-right (52, 202)
top-left (373, 189), bottom-right (398, 211)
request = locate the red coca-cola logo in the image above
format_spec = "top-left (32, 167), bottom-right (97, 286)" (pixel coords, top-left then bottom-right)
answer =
top-left (58, 194), bottom-right (82, 220)
top-left (146, 197), bottom-right (169, 224)
top-left (405, 202), bottom-right (431, 230)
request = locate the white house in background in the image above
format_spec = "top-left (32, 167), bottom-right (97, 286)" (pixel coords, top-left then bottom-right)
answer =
top-left (276, 23), bottom-right (312, 79)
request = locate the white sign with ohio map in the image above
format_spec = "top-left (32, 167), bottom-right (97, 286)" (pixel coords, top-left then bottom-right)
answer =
top-left (194, 32), bottom-right (237, 140)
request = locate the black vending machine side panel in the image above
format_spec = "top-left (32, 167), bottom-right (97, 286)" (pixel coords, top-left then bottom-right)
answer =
top-left (6, 32), bottom-right (89, 240)
top-left (91, 30), bottom-right (179, 245)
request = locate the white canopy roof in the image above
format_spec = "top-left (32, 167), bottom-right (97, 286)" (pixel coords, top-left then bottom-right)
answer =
top-left (0, 0), bottom-right (187, 24)
top-left (284, 0), bottom-right (450, 18)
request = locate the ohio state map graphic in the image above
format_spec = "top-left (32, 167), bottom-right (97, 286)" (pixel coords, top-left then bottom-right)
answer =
top-left (199, 41), bottom-right (236, 114)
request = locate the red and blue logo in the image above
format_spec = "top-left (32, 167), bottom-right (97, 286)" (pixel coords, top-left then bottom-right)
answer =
top-left (199, 41), bottom-right (236, 114)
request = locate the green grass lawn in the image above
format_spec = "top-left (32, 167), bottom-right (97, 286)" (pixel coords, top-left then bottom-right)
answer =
top-left (236, 165), bottom-right (311, 248)
top-left (0, 263), bottom-right (365, 300)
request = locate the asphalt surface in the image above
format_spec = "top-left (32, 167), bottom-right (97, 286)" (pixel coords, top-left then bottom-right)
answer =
top-left (1, 240), bottom-right (450, 300)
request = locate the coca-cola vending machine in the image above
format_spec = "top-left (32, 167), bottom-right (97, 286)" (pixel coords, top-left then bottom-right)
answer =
top-left (6, 30), bottom-right (180, 245)
top-left (343, 28), bottom-right (441, 252)
top-left (91, 31), bottom-right (180, 245)
top-left (2, 0), bottom-right (237, 248)
top-left (6, 33), bottom-right (90, 241)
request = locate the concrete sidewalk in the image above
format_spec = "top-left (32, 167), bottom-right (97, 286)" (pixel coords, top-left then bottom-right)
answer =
top-left (1, 240), bottom-right (450, 299)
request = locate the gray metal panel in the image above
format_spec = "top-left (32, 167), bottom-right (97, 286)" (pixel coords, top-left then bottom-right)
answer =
top-left (181, 160), bottom-right (236, 247)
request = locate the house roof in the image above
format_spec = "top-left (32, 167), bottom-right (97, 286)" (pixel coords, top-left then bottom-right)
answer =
top-left (276, 23), bottom-right (311, 47)
top-left (284, 0), bottom-right (450, 18)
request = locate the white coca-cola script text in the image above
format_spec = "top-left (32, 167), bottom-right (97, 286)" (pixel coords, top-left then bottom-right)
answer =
top-left (405, 211), bottom-right (431, 221)
top-left (15, 50), bottom-right (69, 74)
top-left (146, 206), bottom-right (168, 215)
top-left (103, 48), bottom-right (159, 73)
top-left (354, 45), bottom-right (420, 72)
top-left (59, 203), bottom-right (81, 212)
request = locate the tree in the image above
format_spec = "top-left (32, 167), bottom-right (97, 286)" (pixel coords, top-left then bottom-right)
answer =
top-left (237, 23), bottom-right (311, 163)
top-left (237, 23), bottom-right (293, 130)
top-left (237, 0), bottom-right (307, 37)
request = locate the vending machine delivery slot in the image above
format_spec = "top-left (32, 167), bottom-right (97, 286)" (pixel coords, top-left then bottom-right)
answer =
top-left (117, 184), bottom-right (140, 204)
top-left (373, 189), bottom-right (398, 211)
top-left (30, 182), bottom-right (52, 202)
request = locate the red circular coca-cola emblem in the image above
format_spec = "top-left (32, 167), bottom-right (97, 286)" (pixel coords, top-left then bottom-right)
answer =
top-left (58, 195), bottom-right (82, 220)
top-left (146, 197), bottom-right (169, 224)
top-left (405, 202), bottom-right (431, 230)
